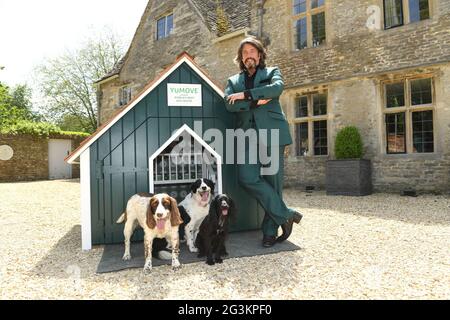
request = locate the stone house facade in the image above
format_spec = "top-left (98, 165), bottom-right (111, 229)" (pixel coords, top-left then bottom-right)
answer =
top-left (96, 0), bottom-right (450, 193)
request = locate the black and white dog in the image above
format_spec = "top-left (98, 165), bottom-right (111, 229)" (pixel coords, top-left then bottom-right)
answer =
top-left (178, 178), bottom-right (215, 252)
top-left (195, 194), bottom-right (235, 265)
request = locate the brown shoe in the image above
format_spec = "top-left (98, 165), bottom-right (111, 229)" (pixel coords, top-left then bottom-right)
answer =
top-left (277, 211), bottom-right (303, 243)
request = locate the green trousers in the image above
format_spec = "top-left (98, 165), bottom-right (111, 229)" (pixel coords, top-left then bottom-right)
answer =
top-left (238, 144), bottom-right (297, 237)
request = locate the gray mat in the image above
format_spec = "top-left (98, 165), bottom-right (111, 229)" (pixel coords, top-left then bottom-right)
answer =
top-left (97, 231), bottom-right (301, 273)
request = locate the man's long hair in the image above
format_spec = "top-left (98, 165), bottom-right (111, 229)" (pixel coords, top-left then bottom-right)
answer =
top-left (234, 36), bottom-right (267, 72)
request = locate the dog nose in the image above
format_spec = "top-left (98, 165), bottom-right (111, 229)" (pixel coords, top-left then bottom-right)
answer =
top-left (202, 186), bottom-right (207, 190)
top-left (157, 213), bottom-right (163, 218)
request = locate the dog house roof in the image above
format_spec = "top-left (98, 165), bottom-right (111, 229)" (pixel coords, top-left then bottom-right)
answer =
top-left (65, 52), bottom-right (225, 164)
top-left (149, 124), bottom-right (221, 164)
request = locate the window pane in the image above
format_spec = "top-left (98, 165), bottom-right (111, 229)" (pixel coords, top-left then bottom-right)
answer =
top-left (411, 78), bottom-right (432, 105)
top-left (166, 14), bottom-right (174, 36)
top-left (295, 18), bottom-right (307, 50)
top-left (412, 111), bottom-right (433, 153)
top-left (313, 93), bottom-right (327, 116)
top-left (293, 0), bottom-right (307, 14)
top-left (384, 0), bottom-right (403, 29)
top-left (409, 0), bottom-right (429, 22)
top-left (385, 113), bottom-right (406, 153)
top-left (296, 122), bottom-right (309, 156)
top-left (296, 96), bottom-right (308, 117)
top-left (311, 0), bottom-right (325, 9)
top-left (312, 12), bottom-right (326, 47)
top-left (313, 120), bottom-right (327, 155)
top-left (386, 82), bottom-right (405, 108)
top-left (127, 87), bottom-right (131, 102)
top-left (157, 17), bottom-right (166, 40)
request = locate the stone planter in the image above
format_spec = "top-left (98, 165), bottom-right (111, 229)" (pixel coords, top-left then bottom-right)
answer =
top-left (326, 159), bottom-right (372, 196)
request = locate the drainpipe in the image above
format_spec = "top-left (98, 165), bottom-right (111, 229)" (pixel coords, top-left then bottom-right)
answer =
top-left (255, 0), bottom-right (269, 45)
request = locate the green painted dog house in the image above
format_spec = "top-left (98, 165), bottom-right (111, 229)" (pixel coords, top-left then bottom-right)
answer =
top-left (66, 53), bottom-right (265, 250)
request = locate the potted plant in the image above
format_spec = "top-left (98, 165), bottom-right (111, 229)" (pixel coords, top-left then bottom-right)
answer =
top-left (326, 126), bottom-right (372, 196)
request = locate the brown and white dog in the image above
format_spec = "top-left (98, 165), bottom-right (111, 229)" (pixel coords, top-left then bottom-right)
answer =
top-left (116, 193), bottom-right (183, 272)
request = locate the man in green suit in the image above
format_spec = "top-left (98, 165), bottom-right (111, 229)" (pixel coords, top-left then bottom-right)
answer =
top-left (224, 37), bottom-right (303, 247)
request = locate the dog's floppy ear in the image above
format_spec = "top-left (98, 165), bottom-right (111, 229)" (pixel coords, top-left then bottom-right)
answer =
top-left (190, 180), bottom-right (200, 194)
top-left (208, 195), bottom-right (220, 224)
top-left (169, 196), bottom-right (183, 227)
top-left (204, 179), bottom-right (215, 194)
top-left (146, 197), bottom-right (156, 229)
top-left (228, 196), bottom-right (236, 217)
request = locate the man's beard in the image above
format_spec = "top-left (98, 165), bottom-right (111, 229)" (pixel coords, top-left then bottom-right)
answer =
top-left (245, 58), bottom-right (257, 70)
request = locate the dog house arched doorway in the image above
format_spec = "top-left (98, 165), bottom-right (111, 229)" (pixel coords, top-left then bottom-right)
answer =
top-left (149, 124), bottom-right (222, 200)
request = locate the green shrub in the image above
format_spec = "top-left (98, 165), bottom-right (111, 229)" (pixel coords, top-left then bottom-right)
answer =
top-left (59, 131), bottom-right (90, 138)
top-left (334, 126), bottom-right (364, 159)
top-left (0, 120), bottom-right (89, 138)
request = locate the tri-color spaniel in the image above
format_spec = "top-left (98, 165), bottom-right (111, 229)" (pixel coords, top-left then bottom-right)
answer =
top-left (178, 178), bottom-right (215, 252)
top-left (116, 193), bottom-right (183, 272)
top-left (195, 194), bottom-right (235, 265)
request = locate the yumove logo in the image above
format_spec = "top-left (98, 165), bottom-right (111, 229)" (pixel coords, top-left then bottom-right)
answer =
top-left (169, 87), bottom-right (200, 94)
top-left (168, 83), bottom-right (202, 107)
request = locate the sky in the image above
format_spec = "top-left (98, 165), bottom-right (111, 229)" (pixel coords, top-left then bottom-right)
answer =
top-left (0, 0), bottom-right (149, 87)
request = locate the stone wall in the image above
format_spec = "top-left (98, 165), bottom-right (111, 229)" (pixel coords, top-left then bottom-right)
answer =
top-left (282, 63), bottom-right (450, 193)
top-left (0, 135), bottom-right (49, 182)
top-left (284, 156), bottom-right (328, 189)
top-left (262, 0), bottom-right (450, 89)
top-left (261, 0), bottom-right (450, 193)
top-left (98, 0), bottom-right (246, 124)
top-left (97, 0), bottom-right (450, 193)
top-left (371, 154), bottom-right (450, 193)
top-left (0, 134), bottom-right (83, 182)
top-left (370, 64), bottom-right (450, 192)
top-left (97, 77), bottom-right (122, 125)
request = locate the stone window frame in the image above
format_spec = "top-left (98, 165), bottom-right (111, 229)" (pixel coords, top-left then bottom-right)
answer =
top-left (155, 12), bottom-right (174, 41)
top-left (118, 85), bottom-right (132, 108)
top-left (381, 75), bottom-right (436, 155)
top-left (290, 88), bottom-right (330, 157)
top-left (289, 0), bottom-right (327, 52)
top-left (382, 0), bottom-right (433, 30)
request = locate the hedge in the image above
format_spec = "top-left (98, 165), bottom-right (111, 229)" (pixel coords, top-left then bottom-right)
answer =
top-left (0, 120), bottom-right (90, 139)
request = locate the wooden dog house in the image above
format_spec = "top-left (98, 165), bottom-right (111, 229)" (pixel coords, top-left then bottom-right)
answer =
top-left (66, 52), bottom-right (265, 250)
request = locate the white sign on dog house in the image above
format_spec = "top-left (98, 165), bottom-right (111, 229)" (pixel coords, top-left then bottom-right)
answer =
top-left (167, 84), bottom-right (202, 107)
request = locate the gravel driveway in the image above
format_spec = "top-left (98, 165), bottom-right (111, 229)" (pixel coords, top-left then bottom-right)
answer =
top-left (0, 180), bottom-right (448, 299)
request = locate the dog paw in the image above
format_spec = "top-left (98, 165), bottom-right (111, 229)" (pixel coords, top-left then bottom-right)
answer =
top-left (143, 266), bottom-right (152, 274)
top-left (143, 260), bottom-right (153, 273)
top-left (206, 260), bottom-right (215, 266)
top-left (122, 254), bottom-right (132, 261)
top-left (172, 263), bottom-right (182, 271)
top-left (189, 246), bottom-right (198, 253)
top-left (215, 258), bottom-right (223, 264)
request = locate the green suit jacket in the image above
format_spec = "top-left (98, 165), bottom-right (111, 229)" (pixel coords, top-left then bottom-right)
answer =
top-left (224, 67), bottom-right (293, 147)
